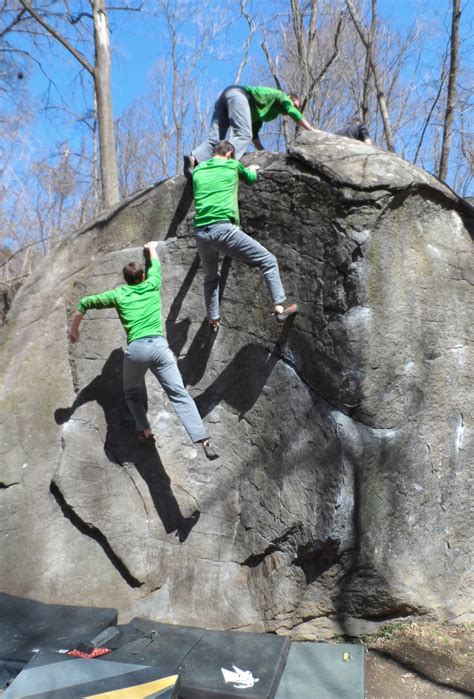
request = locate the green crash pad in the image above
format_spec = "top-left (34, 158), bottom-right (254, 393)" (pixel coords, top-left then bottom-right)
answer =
top-left (274, 642), bottom-right (364, 699)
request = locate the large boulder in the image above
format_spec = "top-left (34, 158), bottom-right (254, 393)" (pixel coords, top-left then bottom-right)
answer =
top-left (0, 132), bottom-right (472, 638)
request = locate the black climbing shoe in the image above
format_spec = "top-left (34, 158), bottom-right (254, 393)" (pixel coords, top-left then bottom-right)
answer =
top-left (183, 154), bottom-right (195, 182)
top-left (275, 303), bottom-right (298, 323)
top-left (201, 441), bottom-right (219, 461)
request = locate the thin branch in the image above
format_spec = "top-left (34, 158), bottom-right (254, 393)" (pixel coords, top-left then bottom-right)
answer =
top-left (413, 54), bottom-right (448, 164)
top-left (344, 0), bottom-right (395, 151)
top-left (305, 11), bottom-right (343, 108)
top-left (0, 7), bottom-right (27, 38)
top-left (106, 3), bottom-right (145, 11)
top-left (69, 12), bottom-right (93, 24)
top-left (18, 0), bottom-right (94, 75)
top-left (0, 235), bottom-right (60, 270)
top-left (235, 0), bottom-right (257, 84)
top-left (260, 39), bottom-right (283, 90)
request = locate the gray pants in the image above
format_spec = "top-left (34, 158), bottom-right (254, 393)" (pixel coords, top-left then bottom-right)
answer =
top-left (194, 222), bottom-right (286, 321)
top-left (192, 86), bottom-right (253, 163)
top-left (123, 336), bottom-right (207, 443)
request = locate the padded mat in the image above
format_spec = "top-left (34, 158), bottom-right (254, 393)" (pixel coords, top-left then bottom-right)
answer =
top-left (3, 650), bottom-right (177, 698)
top-left (104, 618), bottom-right (206, 670)
top-left (274, 642), bottom-right (364, 699)
top-left (177, 628), bottom-right (290, 699)
top-left (0, 593), bottom-right (117, 661)
top-left (0, 593), bottom-right (117, 688)
top-left (107, 621), bottom-right (290, 698)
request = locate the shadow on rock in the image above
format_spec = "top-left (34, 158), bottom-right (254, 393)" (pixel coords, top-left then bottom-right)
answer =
top-left (166, 254), bottom-right (233, 387)
top-left (165, 181), bottom-right (194, 240)
top-left (54, 348), bottom-right (199, 543)
top-left (195, 323), bottom-right (292, 418)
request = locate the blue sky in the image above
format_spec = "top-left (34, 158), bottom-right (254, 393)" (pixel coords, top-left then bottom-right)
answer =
top-left (24, 0), bottom-right (471, 125)
top-left (105, 0), bottom-right (458, 114)
top-left (9, 0), bottom-right (474, 196)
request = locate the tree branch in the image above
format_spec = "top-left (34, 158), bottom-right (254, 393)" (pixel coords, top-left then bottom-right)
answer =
top-left (0, 7), bottom-right (27, 38)
top-left (260, 39), bottom-right (283, 90)
top-left (235, 0), bottom-right (257, 84)
top-left (344, 0), bottom-right (395, 151)
top-left (305, 11), bottom-right (343, 108)
top-left (18, 0), bottom-right (94, 75)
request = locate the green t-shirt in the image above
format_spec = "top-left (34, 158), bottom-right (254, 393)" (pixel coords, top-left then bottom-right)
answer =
top-left (77, 258), bottom-right (163, 344)
top-left (192, 158), bottom-right (257, 228)
top-left (243, 86), bottom-right (303, 137)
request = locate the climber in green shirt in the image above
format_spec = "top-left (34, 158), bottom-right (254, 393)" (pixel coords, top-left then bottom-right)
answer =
top-left (184, 85), bottom-right (315, 178)
top-left (192, 140), bottom-right (298, 331)
top-left (193, 155), bottom-right (257, 228)
top-left (68, 242), bottom-right (218, 459)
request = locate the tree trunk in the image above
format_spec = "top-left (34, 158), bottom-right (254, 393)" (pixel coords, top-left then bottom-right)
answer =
top-left (438, 0), bottom-right (461, 182)
top-left (362, 0), bottom-right (376, 122)
top-left (92, 0), bottom-right (120, 208)
top-left (345, 0), bottom-right (395, 151)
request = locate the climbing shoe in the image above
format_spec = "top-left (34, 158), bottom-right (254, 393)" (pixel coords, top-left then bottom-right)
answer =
top-left (275, 303), bottom-right (298, 323)
top-left (183, 154), bottom-right (195, 182)
top-left (201, 440), bottom-right (219, 461)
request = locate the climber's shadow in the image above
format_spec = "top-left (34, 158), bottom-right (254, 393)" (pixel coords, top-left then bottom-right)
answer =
top-left (165, 181), bottom-right (194, 240)
top-left (195, 323), bottom-right (292, 418)
top-left (166, 255), bottom-right (233, 386)
top-left (54, 349), bottom-right (198, 542)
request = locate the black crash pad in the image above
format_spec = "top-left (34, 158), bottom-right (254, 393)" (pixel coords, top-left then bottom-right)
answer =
top-left (274, 641), bottom-right (365, 699)
top-left (0, 593), bottom-right (117, 688)
top-left (105, 619), bottom-right (290, 699)
top-left (3, 650), bottom-right (178, 698)
top-left (104, 618), bottom-right (207, 670)
top-left (177, 628), bottom-right (290, 699)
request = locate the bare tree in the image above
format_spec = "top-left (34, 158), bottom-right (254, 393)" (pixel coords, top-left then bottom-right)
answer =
top-left (256, 0), bottom-right (343, 147)
top-left (361, 0), bottom-right (376, 122)
top-left (438, 0), bottom-right (461, 182)
top-left (344, 0), bottom-right (395, 151)
top-left (18, 0), bottom-right (120, 208)
top-left (235, 0), bottom-right (258, 84)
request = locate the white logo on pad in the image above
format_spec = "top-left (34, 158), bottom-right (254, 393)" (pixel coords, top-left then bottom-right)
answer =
top-left (221, 665), bottom-right (260, 689)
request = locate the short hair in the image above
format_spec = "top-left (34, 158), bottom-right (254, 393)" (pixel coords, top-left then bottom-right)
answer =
top-left (123, 261), bottom-right (144, 285)
top-left (213, 140), bottom-right (235, 157)
top-left (289, 93), bottom-right (301, 106)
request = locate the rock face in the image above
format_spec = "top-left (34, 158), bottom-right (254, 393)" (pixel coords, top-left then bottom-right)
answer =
top-left (0, 132), bottom-right (472, 638)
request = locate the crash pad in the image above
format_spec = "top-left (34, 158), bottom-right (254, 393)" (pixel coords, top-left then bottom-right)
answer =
top-left (3, 650), bottom-right (177, 698)
top-left (106, 620), bottom-right (290, 698)
top-left (177, 628), bottom-right (290, 699)
top-left (0, 593), bottom-right (117, 688)
top-left (274, 641), bottom-right (365, 699)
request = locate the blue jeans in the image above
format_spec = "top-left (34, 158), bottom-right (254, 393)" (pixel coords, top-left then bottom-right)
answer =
top-left (194, 222), bottom-right (287, 321)
top-left (123, 336), bottom-right (207, 443)
top-left (192, 86), bottom-right (253, 162)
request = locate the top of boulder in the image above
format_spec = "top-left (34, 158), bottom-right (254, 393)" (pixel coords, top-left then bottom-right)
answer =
top-left (289, 130), bottom-right (460, 203)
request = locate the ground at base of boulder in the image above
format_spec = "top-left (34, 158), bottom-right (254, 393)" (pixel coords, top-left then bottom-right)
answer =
top-left (363, 622), bottom-right (473, 697)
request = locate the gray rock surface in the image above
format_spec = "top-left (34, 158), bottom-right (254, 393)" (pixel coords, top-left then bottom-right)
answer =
top-left (0, 132), bottom-right (472, 637)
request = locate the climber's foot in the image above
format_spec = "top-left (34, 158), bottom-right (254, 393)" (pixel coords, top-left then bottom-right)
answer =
top-left (273, 303), bottom-right (298, 323)
top-left (199, 439), bottom-right (219, 460)
top-left (183, 154), bottom-right (195, 182)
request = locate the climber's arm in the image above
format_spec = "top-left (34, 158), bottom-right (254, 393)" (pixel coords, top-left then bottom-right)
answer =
top-left (69, 311), bottom-right (84, 343)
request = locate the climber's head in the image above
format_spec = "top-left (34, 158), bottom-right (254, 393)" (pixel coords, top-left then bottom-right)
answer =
top-left (123, 261), bottom-right (145, 285)
top-left (213, 140), bottom-right (235, 160)
top-left (289, 93), bottom-right (302, 110)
